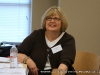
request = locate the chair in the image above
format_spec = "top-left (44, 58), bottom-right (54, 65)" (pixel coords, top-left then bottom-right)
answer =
top-left (73, 51), bottom-right (100, 75)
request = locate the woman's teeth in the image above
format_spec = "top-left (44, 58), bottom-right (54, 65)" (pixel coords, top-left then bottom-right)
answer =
top-left (50, 24), bottom-right (55, 26)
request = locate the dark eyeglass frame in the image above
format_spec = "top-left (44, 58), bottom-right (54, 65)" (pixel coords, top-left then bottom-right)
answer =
top-left (46, 18), bottom-right (60, 21)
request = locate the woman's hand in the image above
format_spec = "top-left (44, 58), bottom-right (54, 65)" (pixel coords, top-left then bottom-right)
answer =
top-left (26, 58), bottom-right (39, 75)
top-left (58, 63), bottom-right (68, 75)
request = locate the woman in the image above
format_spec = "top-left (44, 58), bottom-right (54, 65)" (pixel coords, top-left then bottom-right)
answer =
top-left (18, 6), bottom-right (76, 75)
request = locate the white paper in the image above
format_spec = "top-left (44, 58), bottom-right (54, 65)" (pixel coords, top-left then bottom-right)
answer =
top-left (4, 63), bottom-right (25, 68)
top-left (0, 68), bottom-right (26, 75)
top-left (0, 62), bottom-right (27, 75)
top-left (0, 73), bottom-right (25, 75)
top-left (0, 57), bottom-right (10, 62)
top-left (0, 63), bottom-right (5, 68)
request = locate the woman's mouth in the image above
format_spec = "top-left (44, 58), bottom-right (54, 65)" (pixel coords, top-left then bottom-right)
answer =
top-left (49, 24), bottom-right (56, 27)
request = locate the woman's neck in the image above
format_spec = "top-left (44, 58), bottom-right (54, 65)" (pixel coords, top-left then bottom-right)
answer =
top-left (45, 31), bottom-right (61, 42)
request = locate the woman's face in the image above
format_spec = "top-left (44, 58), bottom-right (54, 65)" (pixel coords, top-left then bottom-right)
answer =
top-left (45, 13), bottom-right (61, 32)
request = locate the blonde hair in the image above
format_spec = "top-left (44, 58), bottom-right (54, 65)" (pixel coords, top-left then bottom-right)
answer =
top-left (41, 6), bottom-right (68, 32)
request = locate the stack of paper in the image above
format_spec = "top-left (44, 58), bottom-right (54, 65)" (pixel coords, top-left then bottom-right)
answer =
top-left (0, 68), bottom-right (26, 75)
top-left (0, 57), bottom-right (10, 63)
top-left (0, 57), bottom-right (27, 75)
top-left (0, 62), bottom-right (25, 68)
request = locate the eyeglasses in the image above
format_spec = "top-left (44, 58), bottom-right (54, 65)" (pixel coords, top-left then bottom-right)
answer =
top-left (46, 18), bottom-right (60, 21)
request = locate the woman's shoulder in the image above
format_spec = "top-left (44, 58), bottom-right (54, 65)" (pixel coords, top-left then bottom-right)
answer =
top-left (32, 29), bottom-right (45, 33)
top-left (29, 29), bottom-right (45, 39)
top-left (31, 29), bottom-right (45, 35)
top-left (63, 32), bottom-right (75, 40)
top-left (26, 29), bottom-right (45, 40)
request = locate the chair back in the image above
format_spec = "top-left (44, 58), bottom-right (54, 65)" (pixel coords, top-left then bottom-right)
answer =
top-left (73, 51), bottom-right (100, 75)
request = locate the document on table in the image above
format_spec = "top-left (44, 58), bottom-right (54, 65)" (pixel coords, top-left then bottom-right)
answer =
top-left (0, 57), bottom-right (10, 62)
top-left (0, 57), bottom-right (27, 75)
top-left (0, 63), bottom-right (24, 68)
top-left (0, 68), bottom-right (26, 75)
top-left (0, 73), bottom-right (25, 75)
top-left (0, 63), bottom-right (5, 68)
top-left (0, 67), bottom-right (27, 75)
top-left (0, 64), bottom-right (26, 75)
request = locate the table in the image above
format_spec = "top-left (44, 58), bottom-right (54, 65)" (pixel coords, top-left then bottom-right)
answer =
top-left (0, 62), bottom-right (28, 75)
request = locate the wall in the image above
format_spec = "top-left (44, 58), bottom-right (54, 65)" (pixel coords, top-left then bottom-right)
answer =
top-left (59, 0), bottom-right (100, 55)
top-left (31, 0), bottom-right (58, 31)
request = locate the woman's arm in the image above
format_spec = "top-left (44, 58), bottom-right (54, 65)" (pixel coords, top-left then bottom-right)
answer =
top-left (18, 53), bottom-right (39, 75)
top-left (58, 33), bottom-right (76, 74)
top-left (18, 53), bottom-right (27, 63)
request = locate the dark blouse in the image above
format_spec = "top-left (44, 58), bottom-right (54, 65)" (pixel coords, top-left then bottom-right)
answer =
top-left (18, 29), bottom-right (76, 71)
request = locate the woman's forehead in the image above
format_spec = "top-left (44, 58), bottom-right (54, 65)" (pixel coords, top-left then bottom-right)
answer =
top-left (47, 13), bottom-right (60, 18)
top-left (50, 14), bottom-right (60, 18)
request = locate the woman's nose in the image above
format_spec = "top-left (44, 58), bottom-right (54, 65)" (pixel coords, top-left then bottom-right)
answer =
top-left (50, 19), bottom-right (55, 22)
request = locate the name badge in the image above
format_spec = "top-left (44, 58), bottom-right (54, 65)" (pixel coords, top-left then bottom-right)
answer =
top-left (51, 44), bottom-right (62, 54)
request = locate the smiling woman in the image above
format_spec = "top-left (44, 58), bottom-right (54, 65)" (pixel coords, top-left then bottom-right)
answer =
top-left (41, 6), bottom-right (68, 32)
top-left (18, 6), bottom-right (76, 75)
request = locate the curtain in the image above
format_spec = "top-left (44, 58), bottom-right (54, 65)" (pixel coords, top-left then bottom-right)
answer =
top-left (0, 0), bottom-right (32, 42)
